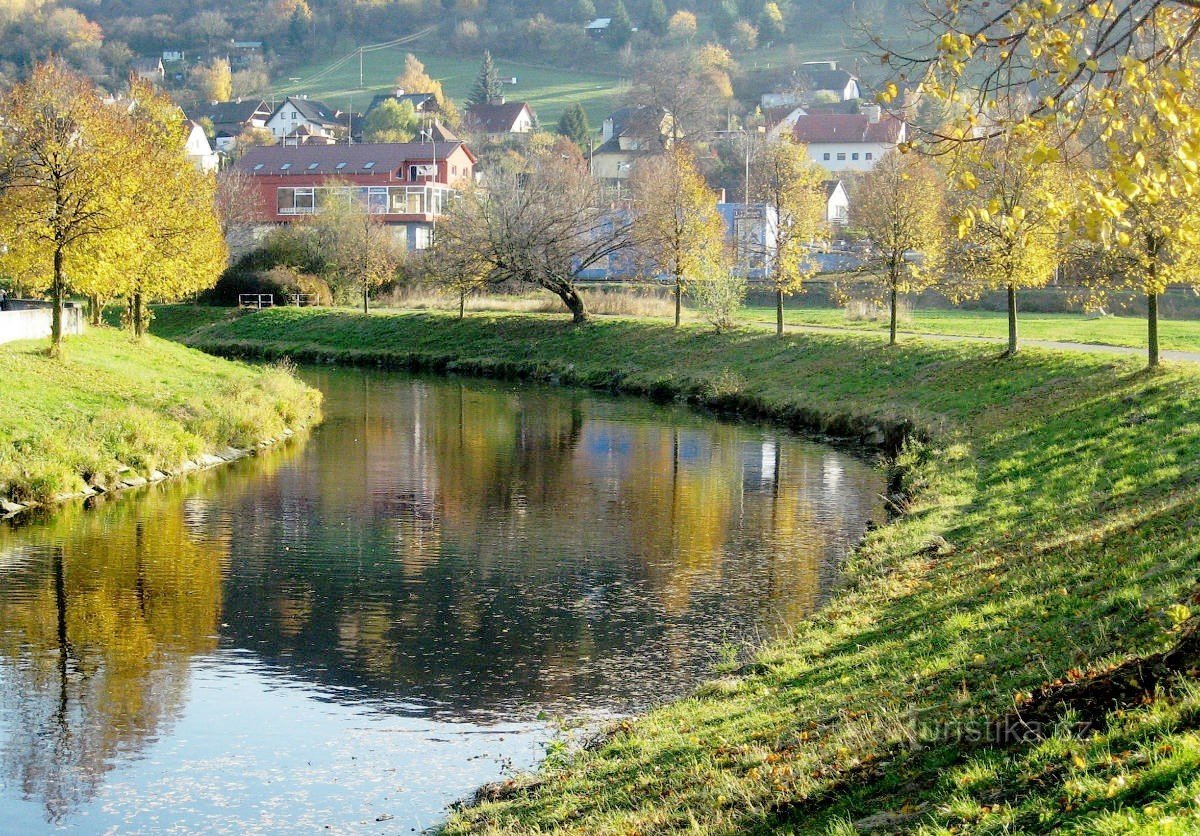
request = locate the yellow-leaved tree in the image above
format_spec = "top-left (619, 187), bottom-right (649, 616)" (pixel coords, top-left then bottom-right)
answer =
top-left (630, 145), bottom-right (726, 327)
top-left (852, 153), bottom-right (945, 346)
top-left (123, 79), bottom-right (227, 338)
top-left (393, 53), bottom-right (461, 127)
top-left (0, 61), bottom-right (132, 356)
top-left (948, 125), bottom-right (1067, 356)
top-left (752, 137), bottom-right (828, 335)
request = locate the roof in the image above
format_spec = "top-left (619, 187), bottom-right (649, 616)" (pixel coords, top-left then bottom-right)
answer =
top-left (792, 113), bottom-right (904, 145)
top-left (367, 92), bottom-right (437, 114)
top-left (606, 104), bottom-right (667, 139)
top-left (800, 68), bottom-right (857, 93)
top-left (234, 141), bottom-right (475, 176)
top-left (587, 18), bottom-right (611, 28)
top-left (466, 101), bottom-right (534, 134)
top-left (278, 97), bottom-right (344, 127)
top-left (186, 99), bottom-right (268, 127)
top-left (824, 180), bottom-right (846, 199)
top-left (132, 58), bottom-right (163, 72)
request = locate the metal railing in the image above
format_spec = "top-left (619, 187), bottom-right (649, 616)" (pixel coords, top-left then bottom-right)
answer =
top-left (239, 294), bottom-right (275, 310)
top-left (288, 294), bottom-right (319, 307)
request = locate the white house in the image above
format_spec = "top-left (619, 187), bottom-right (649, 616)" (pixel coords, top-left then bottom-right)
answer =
top-left (266, 97), bottom-right (349, 143)
top-left (798, 62), bottom-right (860, 102)
top-left (825, 180), bottom-right (849, 225)
top-left (792, 107), bottom-right (905, 173)
top-left (592, 105), bottom-right (673, 186)
top-left (464, 100), bottom-right (537, 139)
top-left (184, 120), bottom-right (219, 173)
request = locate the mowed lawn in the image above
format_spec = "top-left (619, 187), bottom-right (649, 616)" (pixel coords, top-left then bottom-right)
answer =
top-left (275, 45), bottom-right (626, 129)
top-left (736, 304), bottom-right (1200, 353)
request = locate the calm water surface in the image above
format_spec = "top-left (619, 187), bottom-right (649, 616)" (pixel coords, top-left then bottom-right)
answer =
top-left (0, 369), bottom-right (883, 833)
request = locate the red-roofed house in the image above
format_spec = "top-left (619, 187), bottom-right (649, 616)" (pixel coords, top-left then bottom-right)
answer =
top-left (232, 141), bottom-right (476, 251)
top-left (464, 100), bottom-right (537, 139)
top-left (792, 107), bottom-right (906, 172)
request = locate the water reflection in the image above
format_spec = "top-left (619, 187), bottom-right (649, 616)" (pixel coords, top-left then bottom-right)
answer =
top-left (0, 369), bottom-right (882, 829)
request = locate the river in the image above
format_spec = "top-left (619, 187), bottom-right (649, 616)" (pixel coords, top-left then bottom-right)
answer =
top-left (0, 368), bottom-right (883, 833)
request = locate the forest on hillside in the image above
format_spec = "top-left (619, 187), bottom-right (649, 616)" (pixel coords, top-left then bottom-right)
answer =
top-left (0, 0), bottom-right (915, 98)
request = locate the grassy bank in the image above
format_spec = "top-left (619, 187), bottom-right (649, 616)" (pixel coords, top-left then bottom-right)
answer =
top-left (188, 307), bottom-right (1200, 833)
top-left (0, 328), bottom-right (322, 505)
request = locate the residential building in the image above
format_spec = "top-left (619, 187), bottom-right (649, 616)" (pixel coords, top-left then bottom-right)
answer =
top-left (184, 120), bottom-right (219, 173)
top-left (132, 57), bottom-right (165, 83)
top-left (186, 99), bottom-right (273, 152)
top-left (798, 61), bottom-right (861, 102)
top-left (717, 202), bottom-right (778, 279)
top-left (586, 18), bottom-right (611, 37)
top-left (232, 141), bottom-right (477, 251)
top-left (464, 100), bottom-right (537, 139)
top-left (591, 105), bottom-right (673, 187)
top-left (792, 107), bottom-right (906, 172)
top-left (825, 180), bottom-right (849, 225)
top-left (266, 97), bottom-right (353, 144)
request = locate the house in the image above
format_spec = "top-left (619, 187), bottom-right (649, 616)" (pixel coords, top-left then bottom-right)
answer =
top-left (591, 105), bottom-right (674, 187)
top-left (586, 18), bottom-right (611, 38)
top-left (186, 99), bottom-right (273, 152)
top-left (266, 97), bottom-right (352, 143)
top-left (464, 99), bottom-right (537, 138)
top-left (792, 107), bottom-right (906, 172)
top-left (232, 141), bottom-right (477, 251)
top-left (763, 105), bottom-right (807, 140)
top-left (798, 61), bottom-right (861, 102)
top-left (231, 41), bottom-right (264, 69)
top-left (162, 50), bottom-right (185, 62)
top-left (366, 90), bottom-right (439, 116)
top-left (132, 57), bottom-right (165, 83)
top-left (825, 180), bottom-right (849, 225)
top-left (717, 202), bottom-right (779, 279)
top-left (184, 120), bottom-right (219, 173)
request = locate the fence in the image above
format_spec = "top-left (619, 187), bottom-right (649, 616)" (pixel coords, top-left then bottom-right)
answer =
top-left (0, 301), bottom-right (84, 345)
top-left (239, 294), bottom-right (275, 310)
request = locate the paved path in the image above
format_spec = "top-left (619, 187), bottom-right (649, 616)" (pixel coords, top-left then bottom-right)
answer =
top-left (753, 321), bottom-right (1200, 364)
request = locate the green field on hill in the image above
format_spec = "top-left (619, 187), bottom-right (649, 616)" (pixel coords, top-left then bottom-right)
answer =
top-left (275, 45), bottom-right (627, 131)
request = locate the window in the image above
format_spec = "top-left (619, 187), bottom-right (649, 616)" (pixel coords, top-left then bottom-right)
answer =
top-left (865, 152), bottom-right (874, 160)
top-left (414, 226), bottom-right (432, 250)
top-left (851, 152), bottom-right (859, 160)
top-left (292, 111), bottom-right (298, 119)
top-left (335, 162), bottom-right (347, 170)
top-left (363, 161), bottom-right (375, 170)
top-left (276, 187), bottom-right (314, 214)
top-left (252, 163), bottom-right (264, 171)
top-left (836, 152), bottom-right (846, 161)
top-left (280, 163), bottom-right (292, 171)
top-left (307, 162), bottom-right (319, 170)
top-left (822, 152), bottom-right (831, 161)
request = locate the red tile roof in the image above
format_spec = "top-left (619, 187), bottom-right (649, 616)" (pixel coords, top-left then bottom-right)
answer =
top-left (792, 113), bottom-right (904, 145)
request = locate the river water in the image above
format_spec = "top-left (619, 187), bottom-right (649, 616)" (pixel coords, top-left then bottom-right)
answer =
top-left (0, 368), bottom-right (883, 833)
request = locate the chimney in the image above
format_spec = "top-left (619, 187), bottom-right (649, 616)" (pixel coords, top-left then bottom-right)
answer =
top-left (863, 104), bottom-right (882, 123)
top-left (395, 87), bottom-right (405, 97)
top-left (490, 95), bottom-right (505, 106)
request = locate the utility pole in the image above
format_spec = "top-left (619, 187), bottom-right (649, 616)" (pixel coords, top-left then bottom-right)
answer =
top-left (359, 48), bottom-right (364, 89)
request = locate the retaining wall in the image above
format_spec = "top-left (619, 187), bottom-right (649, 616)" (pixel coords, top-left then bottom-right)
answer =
top-left (0, 302), bottom-right (84, 345)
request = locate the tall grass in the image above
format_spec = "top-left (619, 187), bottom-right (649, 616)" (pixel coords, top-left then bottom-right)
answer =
top-left (380, 286), bottom-right (679, 319)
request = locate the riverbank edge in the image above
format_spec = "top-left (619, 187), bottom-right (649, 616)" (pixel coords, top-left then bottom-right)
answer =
top-left (183, 309), bottom-right (1200, 833)
top-left (0, 427), bottom-right (306, 519)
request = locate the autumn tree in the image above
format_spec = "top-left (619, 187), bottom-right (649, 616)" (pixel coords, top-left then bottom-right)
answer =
top-left (363, 99), bottom-right (419, 143)
top-left (393, 53), bottom-right (460, 126)
top-left (417, 238), bottom-right (490, 319)
top-left (188, 57), bottom-right (232, 103)
top-left (0, 62), bottom-right (131, 356)
top-left (122, 79), bottom-right (227, 338)
top-left (948, 127), bottom-right (1067, 357)
top-left (628, 47), bottom-right (734, 142)
top-left (630, 145), bottom-right (726, 327)
top-left (299, 190), bottom-right (402, 313)
top-left (853, 153), bottom-right (946, 345)
top-left (752, 138), bottom-right (828, 335)
top-left (667, 10), bottom-right (698, 42)
top-left (433, 154), bottom-right (633, 322)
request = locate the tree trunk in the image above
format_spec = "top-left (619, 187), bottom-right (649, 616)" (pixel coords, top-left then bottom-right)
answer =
top-left (459, 291), bottom-right (466, 320)
top-left (776, 288), bottom-right (784, 335)
top-left (133, 291), bottom-right (147, 340)
top-left (556, 285), bottom-right (588, 323)
top-left (50, 247), bottom-right (64, 358)
top-left (674, 277), bottom-right (682, 327)
top-left (1148, 291), bottom-right (1160, 369)
top-left (362, 285), bottom-right (369, 314)
top-left (889, 283), bottom-right (898, 346)
top-left (88, 295), bottom-right (102, 327)
top-left (1005, 283), bottom-right (1019, 357)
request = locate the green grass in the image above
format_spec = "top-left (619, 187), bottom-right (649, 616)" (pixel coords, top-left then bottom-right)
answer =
top-left (737, 305), bottom-right (1200, 353)
top-left (276, 46), bottom-right (627, 131)
top-left (0, 327), bottom-right (322, 504)
top-left (181, 305), bottom-right (1200, 834)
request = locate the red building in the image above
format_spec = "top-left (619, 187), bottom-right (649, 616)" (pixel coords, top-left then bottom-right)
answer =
top-left (233, 141), bottom-right (477, 250)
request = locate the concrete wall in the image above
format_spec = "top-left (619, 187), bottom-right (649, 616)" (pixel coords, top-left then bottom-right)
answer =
top-left (0, 302), bottom-right (84, 345)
